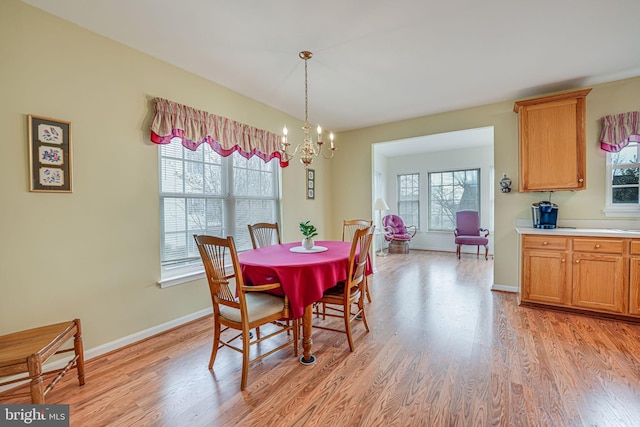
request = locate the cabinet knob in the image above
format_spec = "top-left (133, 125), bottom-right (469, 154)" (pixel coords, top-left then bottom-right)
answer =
top-left (561, 259), bottom-right (565, 263)
top-left (575, 259), bottom-right (580, 264)
top-left (595, 244), bottom-right (600, 249)
top-left (543, 241), bottom-right (548, 245)
top-left (578, 178), bottom-right (584, 183)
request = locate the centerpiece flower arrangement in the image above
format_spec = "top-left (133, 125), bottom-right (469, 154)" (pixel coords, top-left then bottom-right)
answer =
top-left (299, 221), bottom-right (318, 250)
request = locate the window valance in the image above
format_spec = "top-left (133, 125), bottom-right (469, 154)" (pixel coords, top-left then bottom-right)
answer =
top-left (600, 111), bottom-right (640, 152)
top-left (150, 97), bottom-right (288, 167)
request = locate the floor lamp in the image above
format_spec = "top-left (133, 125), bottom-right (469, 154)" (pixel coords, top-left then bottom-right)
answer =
top-left (374, 197), bottom-right (390, 256)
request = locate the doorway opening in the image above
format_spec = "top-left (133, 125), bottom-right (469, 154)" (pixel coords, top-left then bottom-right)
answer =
top-left (372, 126), bottom-right (495, 254)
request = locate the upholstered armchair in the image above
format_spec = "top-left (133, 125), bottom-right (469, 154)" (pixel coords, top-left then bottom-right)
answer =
top-left (454, 210), bottom-right (489, 260)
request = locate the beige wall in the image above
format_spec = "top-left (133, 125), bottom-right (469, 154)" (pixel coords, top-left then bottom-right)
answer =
top-left (2, 0), bottom-right (639, 350)
top-left (0, 0), bottom-right (332, 346)
top-left (333, 77), bottom-right (640, 288)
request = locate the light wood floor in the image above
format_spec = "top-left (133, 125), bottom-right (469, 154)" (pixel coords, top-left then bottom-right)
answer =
top-left (3, 250), bottom-right (640, 426)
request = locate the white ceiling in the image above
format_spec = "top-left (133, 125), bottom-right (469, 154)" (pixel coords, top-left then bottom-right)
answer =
top-left (22, 0), bottom-right (640, 134)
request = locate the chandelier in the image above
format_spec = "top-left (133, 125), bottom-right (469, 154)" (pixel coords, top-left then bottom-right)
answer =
top-left (281, 51), bottom-right (336, 167)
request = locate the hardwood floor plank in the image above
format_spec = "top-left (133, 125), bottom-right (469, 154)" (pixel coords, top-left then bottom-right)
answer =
top-left (3, 250), bottom-right (640, 426)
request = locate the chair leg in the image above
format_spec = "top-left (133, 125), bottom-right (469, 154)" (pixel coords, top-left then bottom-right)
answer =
top-left (456, 245), bottom-right (461, 259)
top-left (209, 321), bottom-right (221, 369)
top-left (358, 298), bottom-right (370, 333)
top-left (364, 275), bottom-right (372, 303)
top-left (240, 327), bottom-right (251, 391)
top-left (485, 245), bottom-right (489, 260)
top-left (345, 302), bottom-right (355, 352)
top-left (73, 321), bottom-right (85, 386)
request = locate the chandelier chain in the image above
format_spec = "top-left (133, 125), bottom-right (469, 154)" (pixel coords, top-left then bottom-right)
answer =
top-left (304, 57), bottom-right (309, 124)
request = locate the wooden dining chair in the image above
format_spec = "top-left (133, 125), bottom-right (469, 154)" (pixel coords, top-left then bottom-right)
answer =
top-left (342, 219), bottom-right (374, 302)
top-left (342, 219), bottom-right (372, 242)
top-left (248, 222), bottom-right (281, 249)
top-left (313, 225), bottom-right (375, 352)
top-left (193, 234), bottom-right (297, 390)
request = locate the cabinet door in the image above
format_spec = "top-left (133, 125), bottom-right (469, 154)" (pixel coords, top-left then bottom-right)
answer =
top-left (571, 253), bottom-right (625, 314)
top-left (522, 249), bottom-right (570, 305)
top-left (630, 257), bottom-right (640, 316)
top-left (515, 89), bottom-right (589, 192)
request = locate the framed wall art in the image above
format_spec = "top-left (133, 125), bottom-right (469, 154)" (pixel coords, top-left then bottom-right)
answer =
top-left (306, 168), bottom-right (315, 200)
top-left (28, 115), bottom-right (73, 192)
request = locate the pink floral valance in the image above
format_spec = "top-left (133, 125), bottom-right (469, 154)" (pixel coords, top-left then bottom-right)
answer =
top-left (150, 97), bottom-right (288, 167)
top-left (600, 111), bottom-right (640, 152)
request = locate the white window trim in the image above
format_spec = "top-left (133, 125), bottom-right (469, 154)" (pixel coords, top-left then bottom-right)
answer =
top-left (158, 260), bottom-right (241, 288)
top-left (604, 145), bottom-right (640, 218)
top-left (158, 263), bottom-right (205, 288)
top-left (603, 205), bottom-right (640, 217)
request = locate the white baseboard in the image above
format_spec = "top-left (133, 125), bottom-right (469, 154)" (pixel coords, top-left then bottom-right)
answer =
top-left (0, 307), bottom-right (212, 393)
top-left (491, 283), bottom-right (517, 293)
top-left (85, 308), bottom-right (212, 360)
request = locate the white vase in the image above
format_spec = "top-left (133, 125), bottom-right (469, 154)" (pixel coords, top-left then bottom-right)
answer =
top-left (302, 237), bottom-right (314, 250)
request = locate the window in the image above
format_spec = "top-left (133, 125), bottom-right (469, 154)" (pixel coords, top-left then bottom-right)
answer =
top-left (429, 169), bottom-right (479, 231)
top-left (605, 141), bottom-right (640, 217)
top-left (397, 173), bottom-right (419, 228)
top-left (159, 141), bottom-right (280, 274)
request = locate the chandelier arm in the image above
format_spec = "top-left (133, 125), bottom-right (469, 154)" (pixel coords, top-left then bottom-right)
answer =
top-left (319, 150), bottom-right (335, 160)
top-left (282, 143), bottom-right (304, 160)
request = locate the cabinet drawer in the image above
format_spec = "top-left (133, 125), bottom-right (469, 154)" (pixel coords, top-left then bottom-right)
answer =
top-left (573, 238), bottom-right (624, 254)
top-left (523, 235), bottom-right (568, 250)
top-left (631, 240), bottom-right (640, 255)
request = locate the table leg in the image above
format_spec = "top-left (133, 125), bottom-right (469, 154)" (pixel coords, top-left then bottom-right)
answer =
top-left (299, 305), bottom-right (316, 365)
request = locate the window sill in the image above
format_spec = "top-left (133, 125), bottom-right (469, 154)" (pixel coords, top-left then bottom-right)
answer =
top-left (603, 206), bottom-right (640, 218)
top-left (158, 265), bottom-right (206, 288)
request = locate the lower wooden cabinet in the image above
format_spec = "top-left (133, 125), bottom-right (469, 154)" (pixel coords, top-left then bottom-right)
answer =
top-left (521, 235), bottom-right (637, 318)
top-left (571, 253), bottom-right (625, 314)
top-left (521, 235), bottom-right (570, 306)
top-left (522, 249), bottom-right (570, 305)
top-left (630, 241), bottom-right (640, 317)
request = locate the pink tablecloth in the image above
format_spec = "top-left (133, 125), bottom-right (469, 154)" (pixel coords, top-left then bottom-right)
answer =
top-left (238, 241), bottom-right (355, 319)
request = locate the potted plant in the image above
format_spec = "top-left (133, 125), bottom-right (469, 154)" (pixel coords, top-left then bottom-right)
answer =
top-left (299, 220), bottom-right (318, 250)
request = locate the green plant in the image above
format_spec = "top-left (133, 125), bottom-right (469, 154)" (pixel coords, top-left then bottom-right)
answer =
top-left (298, 221), bottom-right (318, 239)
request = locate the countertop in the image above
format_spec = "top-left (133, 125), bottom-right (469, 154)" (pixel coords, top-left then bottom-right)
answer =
top-left (515, 226), bottom-right (640, 238)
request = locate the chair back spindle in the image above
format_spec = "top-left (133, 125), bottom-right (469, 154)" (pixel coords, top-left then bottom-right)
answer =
top-left (342, 219), bottom-right (373, 242)
top-left (248, 223), bottom-right (281, 249)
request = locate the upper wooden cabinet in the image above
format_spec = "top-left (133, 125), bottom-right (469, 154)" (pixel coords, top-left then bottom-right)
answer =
top-left (514, 89), bottom-right (591, 192)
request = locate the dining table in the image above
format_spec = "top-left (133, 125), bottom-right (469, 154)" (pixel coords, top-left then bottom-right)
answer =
top-left (238, 240), bottom-right (366, 365)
